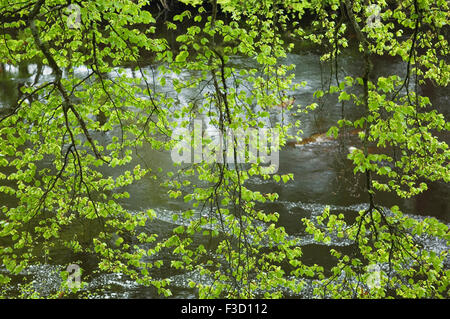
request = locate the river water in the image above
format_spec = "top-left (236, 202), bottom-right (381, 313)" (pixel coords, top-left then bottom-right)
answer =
top-left (0, 47), bottom-right (448, 298)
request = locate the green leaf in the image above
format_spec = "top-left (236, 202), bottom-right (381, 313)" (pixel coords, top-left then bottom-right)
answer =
top-left (176, 51), bottom-right (189, 62)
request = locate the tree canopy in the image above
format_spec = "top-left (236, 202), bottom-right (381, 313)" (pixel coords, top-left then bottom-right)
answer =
top-left (0, 0), bottom-right (448, 298)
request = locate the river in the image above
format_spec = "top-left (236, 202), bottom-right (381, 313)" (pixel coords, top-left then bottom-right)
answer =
top-left (0, 45), bottom-right (448, 298)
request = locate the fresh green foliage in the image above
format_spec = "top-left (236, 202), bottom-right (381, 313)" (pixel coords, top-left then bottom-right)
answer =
top-left (0, 0), bottom-right (448, 298)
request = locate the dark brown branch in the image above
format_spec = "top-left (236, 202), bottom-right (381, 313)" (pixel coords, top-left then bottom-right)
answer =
top-left (28, 1), bottom-right (107, 163)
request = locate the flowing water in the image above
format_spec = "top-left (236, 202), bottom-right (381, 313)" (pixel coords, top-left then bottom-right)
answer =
top-left (0, 47), bottom-right (448, 298)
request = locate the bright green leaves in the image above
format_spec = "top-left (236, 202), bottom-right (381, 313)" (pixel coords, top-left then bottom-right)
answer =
top-left (139, 10), bottom-right (155, 24)
top-left (0, 0), bottom-right (448, 300)
top-left (296, 0), bottom-right (448, 298)
top-left (175, 50), bottom-right (189, 63)
top-left (0, 0), bottom-right (167, 298)
top-left (338, 91), bottom-right (351, 101)
top-left (377, 76), bottom-right (398, 93)
top-left (272, 174), bottom-right (293, 184)
top-left (327, 126), bottom-right (339, 139)
top-left (302, 204), bottom-right (449, 298)
top-left (178, 0), bottom-right (203, 6)
top-left (313, 90), bottom-right (324, 99)
top-left (158, 6), bottom-right (297, 296)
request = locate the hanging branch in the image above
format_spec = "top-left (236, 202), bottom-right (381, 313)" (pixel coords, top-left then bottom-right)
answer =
top-left (25, 0), bottom-right (108, 226)
top-left (340, 0), bottom-right (427, 286)
top-left (343, 0), bottom-right (374, 210)
top-left (28, 1), bottom-right (107, 164)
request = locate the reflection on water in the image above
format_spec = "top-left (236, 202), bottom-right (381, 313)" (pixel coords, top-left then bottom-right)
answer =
top-left (0, 50), bottom-right (448, 298)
